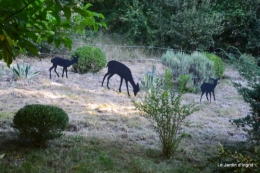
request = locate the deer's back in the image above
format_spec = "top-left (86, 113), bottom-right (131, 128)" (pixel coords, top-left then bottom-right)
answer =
top-left (201, 83), bottom-right (216, 92)
top-left (51, 57), bottom-right (73, 67)
top-left (107, 60), bottom-right (132, 78)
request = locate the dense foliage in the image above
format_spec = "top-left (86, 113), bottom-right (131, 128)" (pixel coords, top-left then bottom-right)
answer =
top-left (0, 0), bottom-right (106, 66)
top-left (204, 53), bottom-right (225, 77)
top-left (226, 47), bottom-right (260, 143)
top-left (12, 104), bottom-right (69, 144)
top-left (87, 0), bottom-right (260, 56)
top-left (72, 46), bottom-right (107, 73)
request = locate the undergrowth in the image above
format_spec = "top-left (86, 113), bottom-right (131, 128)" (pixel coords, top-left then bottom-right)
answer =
top-left (0, 133), bottom-right (201, 173)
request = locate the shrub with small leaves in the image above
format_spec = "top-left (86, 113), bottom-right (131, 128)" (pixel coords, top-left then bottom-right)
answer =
top-left (161, 50), bottom-right (215, 92)
top-left (204, 53), bottom-right (225, 77)
top-left (133, 69), bottom-right (198, 158)
top-left (178, 74), bottom-right (195, 93)
top-left (72, 46), bottom-right (107, 73)
top-left (12, 104), bottom-right (69, 144)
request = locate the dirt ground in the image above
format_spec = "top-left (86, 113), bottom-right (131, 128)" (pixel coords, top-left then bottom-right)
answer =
top-left (0, 56), bottom-right (249, 151)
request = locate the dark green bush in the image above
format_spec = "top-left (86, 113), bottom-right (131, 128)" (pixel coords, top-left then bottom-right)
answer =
top-left (12, 104), bottom-right (69, 144)
top-left (72, 46), bottom-right (107, 73)
top-left (204, 53), bottom-right (225, 77)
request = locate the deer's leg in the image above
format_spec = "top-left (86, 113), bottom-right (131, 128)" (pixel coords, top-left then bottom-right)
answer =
top-left (65, 67), bottom-right (68, 78)
top-left (101, 73), bottom-right (109, 87)
top-left (209, 92), bottom-right (212, 102)
top-left (200, 91), bottom-right (205, 103)
top-left (212, 90), bottom-right (216, 101)
top-left (49, 65), bottom-right (54, 79)
top-left (119, 77), bottom-right (123, 92)
top-left (125, 80), bottom-right (130, 97)
top-left (62, 68), bottom-right (65, 78)
top-left (206, 92), bottom-right (209, 101)
top-left (106, 74), bottom-right (114, 89)
top-left (54, 66), bottom-right (59, 77)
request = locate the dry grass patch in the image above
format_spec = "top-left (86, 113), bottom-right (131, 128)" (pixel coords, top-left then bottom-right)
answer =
top-left (0, 56), bottom-right (251, 172)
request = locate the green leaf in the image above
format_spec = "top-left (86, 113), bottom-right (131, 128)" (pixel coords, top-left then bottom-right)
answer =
top-left (54, 37), bottom-right (61, 48)
top-left (47, 36), bottom-right (54, 44)
top-left (24, 40), bottom-right (39, 56)
top-left (54, 1), bottom-right (62, 12)
top-left (84, 3), bottom-right (93, 9)
top-left (73, 7), bottom-right (89, 17)
top-left (62, 37), bottom-right (72, 49)
top-left (63, 7), bottom-right (71, 20)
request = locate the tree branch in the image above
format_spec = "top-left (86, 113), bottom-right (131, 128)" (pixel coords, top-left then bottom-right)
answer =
top-left (4, 0), bottom-right (38, 22)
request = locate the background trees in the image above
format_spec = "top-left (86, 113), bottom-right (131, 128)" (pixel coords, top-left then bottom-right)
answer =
top-left (90, 0), bottom-right (260, 56)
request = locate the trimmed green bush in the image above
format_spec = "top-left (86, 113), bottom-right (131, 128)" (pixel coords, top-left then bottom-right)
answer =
top-left (161, 50), bottom-right (215, 92)
top-left (12, 104), bottom-right (69, 144)
top-left (204, 53), bottom-right (225, 77)
top-left (72, 46), bottom-right (107, 73)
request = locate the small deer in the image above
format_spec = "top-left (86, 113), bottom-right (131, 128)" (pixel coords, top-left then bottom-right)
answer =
top-left (49, 56), bottom-right (78, 79)
top-left (101, 60), bottom-right (140, 97)
top-left (200, 77), bottom-right (220, 103)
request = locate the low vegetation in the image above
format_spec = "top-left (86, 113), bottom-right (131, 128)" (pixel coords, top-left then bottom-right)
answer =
top-left (133, 69), bottom-right (198, 157)
top-left (12, 104), bottom-right (69, 145)
top-left (72, 46), bottom-right (107, 73)
top-left (11, 63), bottom-right (39, 80)
top-left (161, 50), bottom-right (217, 92)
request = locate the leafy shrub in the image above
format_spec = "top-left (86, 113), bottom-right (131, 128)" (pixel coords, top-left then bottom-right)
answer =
top-left (12, 104), bottom-right (69, 144)
top-left (178, 74), bottom-right (195, 93)
top-left (204, 53), bottom-right (225, 77)
top-left (140, 65), bottom-right (164, 92)
top-left (11, 63), bottom-right (39, 80)
top-left (221, 47), bottom-right (260, 144)
top-left (161, 50), bottom-right (215, 92)
top-left (72, 46), bottom-right (107, 73)
top-left (133, 69), bottom-right (198, 158)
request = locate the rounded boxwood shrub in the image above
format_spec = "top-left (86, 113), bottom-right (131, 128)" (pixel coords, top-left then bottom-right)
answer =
top-left (72, 46), bottom-right (107, 73)
top-left (204, 53), bottom-right (225, 77)
top-left (12, 104), bottom-right (69, 144)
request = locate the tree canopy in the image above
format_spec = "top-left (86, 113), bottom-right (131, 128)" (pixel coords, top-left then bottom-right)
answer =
top-left (0, 0), bottom-right (106, 67)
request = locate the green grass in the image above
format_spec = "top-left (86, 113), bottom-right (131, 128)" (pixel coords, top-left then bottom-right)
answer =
top-left (0, 132), bottom-right (204, 173)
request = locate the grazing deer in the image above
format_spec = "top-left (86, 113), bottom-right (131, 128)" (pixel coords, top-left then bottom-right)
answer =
top-left (101, 60), bottom-right (140, 97)
top-left (49, 56), bottom-right (78, 79)
top-left (200, 77), bottom-right (220, 103)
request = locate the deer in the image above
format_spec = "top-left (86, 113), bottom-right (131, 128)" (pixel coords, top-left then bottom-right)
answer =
top-left (49, 56), bottom-right (78, 79)
top-left (101, 60), bottom-right (140, 97)
top-left (200, 77), bottom-right (220, 103)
